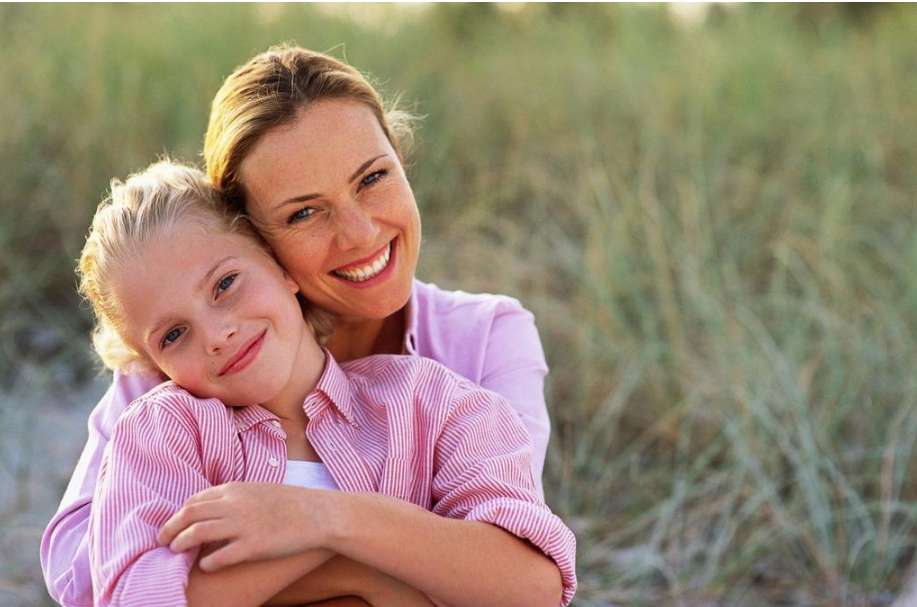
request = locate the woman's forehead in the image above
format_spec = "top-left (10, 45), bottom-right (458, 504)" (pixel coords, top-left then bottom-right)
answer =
top-left (239, 100), bottom-right (396, 209)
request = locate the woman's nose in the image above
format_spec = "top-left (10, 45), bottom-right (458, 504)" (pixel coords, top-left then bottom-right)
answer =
top-left (334, 199), bottom-right (381, 251)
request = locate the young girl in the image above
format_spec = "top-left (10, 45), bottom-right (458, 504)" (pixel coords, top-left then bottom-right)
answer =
top-left (79, 159), bottom-right (576, 607)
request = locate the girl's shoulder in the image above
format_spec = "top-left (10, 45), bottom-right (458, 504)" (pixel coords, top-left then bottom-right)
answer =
top-left (118, 382), bottom-right (232, 434)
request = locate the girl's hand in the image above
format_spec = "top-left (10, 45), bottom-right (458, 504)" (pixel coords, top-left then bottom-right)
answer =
top-left (157, 482), bottom-right (335, 571)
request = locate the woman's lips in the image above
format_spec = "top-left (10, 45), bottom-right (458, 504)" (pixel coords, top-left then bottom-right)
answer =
top-left (219, 330), bottom-right (266, 376)
top-left (330, 238), bottom-right (397, 289)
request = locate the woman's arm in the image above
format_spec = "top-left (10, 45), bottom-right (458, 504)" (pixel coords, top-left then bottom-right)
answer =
top-left (267, 556), bottom-right (435, 607)
top-left (185, 548), bottom-right (333, 607)
top-left (41, 370), bottom-right (161, 607)
top-left (478, 297), bottom-right (552, 498)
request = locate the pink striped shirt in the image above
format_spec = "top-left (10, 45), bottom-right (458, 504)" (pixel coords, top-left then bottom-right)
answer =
top-left (89, 353), bottom-right (576, 607)
top-left (43, 280), bottom-right (552, 607)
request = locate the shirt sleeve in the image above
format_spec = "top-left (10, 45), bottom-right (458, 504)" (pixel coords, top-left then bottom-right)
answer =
top-left (430, 380), bottom-right (577, 607)
top-left (479, 298), bottom-right (551, 500)
top-left (40, 370), bottom-right (162, 607)
top-left (89, 395), bottom-right (208, 607)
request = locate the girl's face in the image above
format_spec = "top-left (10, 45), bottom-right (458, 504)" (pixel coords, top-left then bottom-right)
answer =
top-left (238, 100), bottom-right (421, 324)
top-left (115, 222), bottom-right (318, 408)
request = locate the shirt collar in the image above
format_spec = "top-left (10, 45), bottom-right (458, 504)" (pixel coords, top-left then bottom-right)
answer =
top-left (232, 401), bottom-right (280, 432)
top-left (303, 348), bottom-right (356, 425)
top-left (403, 279), bottom-right (419, 355)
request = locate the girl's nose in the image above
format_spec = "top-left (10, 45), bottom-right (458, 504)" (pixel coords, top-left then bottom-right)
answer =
top-left (205, 320), bottom-right (237, 355)
top-left (334, 199), bottom-right (381, 251)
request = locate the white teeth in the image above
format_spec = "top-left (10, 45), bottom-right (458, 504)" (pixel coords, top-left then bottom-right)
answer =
top-left (334, 243), bottom-right (392, 282)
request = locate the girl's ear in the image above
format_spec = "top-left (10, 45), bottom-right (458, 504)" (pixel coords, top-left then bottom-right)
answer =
top-left (284, 272), bottom-right (300, 295)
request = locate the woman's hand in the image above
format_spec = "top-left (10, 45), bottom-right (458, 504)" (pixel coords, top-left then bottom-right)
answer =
top-left (157, 482), bottom-right (335, 572)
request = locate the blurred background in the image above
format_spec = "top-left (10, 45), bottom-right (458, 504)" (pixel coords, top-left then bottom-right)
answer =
top-left (2, 3), bottom-right (917, 606)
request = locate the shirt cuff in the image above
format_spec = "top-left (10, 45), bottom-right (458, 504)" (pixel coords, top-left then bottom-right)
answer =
top-left (465, 498), bottom-right (577, 606)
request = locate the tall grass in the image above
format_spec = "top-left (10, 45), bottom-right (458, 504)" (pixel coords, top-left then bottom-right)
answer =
top-left (2, 4), bottom-right (916, 606)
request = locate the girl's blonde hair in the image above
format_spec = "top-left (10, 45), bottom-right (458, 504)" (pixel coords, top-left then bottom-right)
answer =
top-left (78, 159), bottom-right (332, 372)
top-left (204, 44), bottom-right (415, 212)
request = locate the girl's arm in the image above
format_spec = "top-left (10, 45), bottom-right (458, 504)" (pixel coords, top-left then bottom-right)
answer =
top-left (159, 378), bottom-right (576, 607)
top-left (91, 390), bottom-right (424, 607)
top-left (89, 393), bottom-right (337, 607)
top-left (323, 379), bottom-right (574, 607)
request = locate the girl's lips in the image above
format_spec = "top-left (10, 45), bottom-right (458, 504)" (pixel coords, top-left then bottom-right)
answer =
top-left (330, 238), bottom-right (397, 290)
top-left (219, 330), bottom-right (266, 376)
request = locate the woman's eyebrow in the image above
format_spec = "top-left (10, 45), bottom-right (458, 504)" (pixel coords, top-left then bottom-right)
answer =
top-left (271, 154), bottom-right (388, 212)
top-left (348, 154), bottom-right (386, 183)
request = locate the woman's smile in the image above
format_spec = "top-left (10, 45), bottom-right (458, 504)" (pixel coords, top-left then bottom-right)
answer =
top-left (331, 239), bottom-right (395, 286)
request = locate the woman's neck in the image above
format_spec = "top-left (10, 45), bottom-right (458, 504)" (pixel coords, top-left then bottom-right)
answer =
top-left (326, 307), bottom-right (406, 363)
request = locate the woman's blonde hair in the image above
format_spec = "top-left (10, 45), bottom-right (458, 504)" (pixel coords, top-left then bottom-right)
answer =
top-left (78, 159), bottom-right (332, 372)
top-left (204, 45), bottom-right (415, 212)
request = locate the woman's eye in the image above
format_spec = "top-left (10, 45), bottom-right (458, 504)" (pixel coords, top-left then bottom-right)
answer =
top-left (161, 327), bottom-right (185, 349)
top-left (360, 169), bottom-right (388, 189)
top-left (287, 207), bottom-right (316, 225)
top-left (216, 272), bottom-right (237, 295)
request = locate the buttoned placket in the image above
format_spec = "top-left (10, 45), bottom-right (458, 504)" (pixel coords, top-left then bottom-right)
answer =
top-left (305, 398), bottom-right (377, 494)
top-left (233, 412), bottom-right (288, 484)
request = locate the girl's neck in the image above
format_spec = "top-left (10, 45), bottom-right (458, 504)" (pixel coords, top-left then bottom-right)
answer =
top-left (260, 332), bottom-right (326, 424)
top-left (326, 306), bottom-right (406, 363)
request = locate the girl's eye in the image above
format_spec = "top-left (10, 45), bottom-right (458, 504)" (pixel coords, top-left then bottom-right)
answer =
top-left (287, 207), bottom-right (317, 225)
top-left (216, 272), bottom-right (237, 295)
top-left (161, 327), bottom-right (185, 349)
top-left (360, 169), bottom-right (388, 189)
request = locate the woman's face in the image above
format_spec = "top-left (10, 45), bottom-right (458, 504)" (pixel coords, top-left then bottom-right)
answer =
top-left (238, 100), bottom-right (421, 323)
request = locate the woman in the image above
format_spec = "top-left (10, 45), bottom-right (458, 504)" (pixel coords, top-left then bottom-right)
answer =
top-left (42, 46), bottom-right (554, 606)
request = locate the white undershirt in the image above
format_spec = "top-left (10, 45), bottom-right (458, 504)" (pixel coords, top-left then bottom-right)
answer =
top-left (281, 460), bottom-right (341, 490)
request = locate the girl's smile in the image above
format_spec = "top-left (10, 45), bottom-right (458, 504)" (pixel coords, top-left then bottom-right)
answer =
top-left (218, 329), bottom-right (266, 376)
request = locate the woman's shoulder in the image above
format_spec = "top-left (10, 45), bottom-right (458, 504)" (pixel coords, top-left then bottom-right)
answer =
top-left (409, 280), bottom-right (541, 383)
top-left (412, 279), bottom-right (532, 321)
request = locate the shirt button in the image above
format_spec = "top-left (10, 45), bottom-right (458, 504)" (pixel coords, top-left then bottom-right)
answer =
top-left (268, 457), bottom-right (279, 468)
top-left (271, 420), bottom-right (282, 429)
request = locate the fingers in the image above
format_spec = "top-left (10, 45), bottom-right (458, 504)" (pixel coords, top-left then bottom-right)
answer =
top-left (198, 540), bottom-right (251, 572)
top-left (158, 500), bottom-right (224, 546)
top-left (169, 519), bottom-right (231, 553)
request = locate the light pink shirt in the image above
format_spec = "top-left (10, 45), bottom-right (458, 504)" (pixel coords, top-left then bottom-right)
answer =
top-left (90, 353), bottom-right (575, 607)
top-left (42, 280), bottom-right (552, 606)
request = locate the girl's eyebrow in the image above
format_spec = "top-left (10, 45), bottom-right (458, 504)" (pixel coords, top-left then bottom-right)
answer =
top-left (197, 256), bottom-right (236, 292)
top-left (270, 153), bottom-right (388, 212)
top-left (144, 256), bottom-right (236, 347)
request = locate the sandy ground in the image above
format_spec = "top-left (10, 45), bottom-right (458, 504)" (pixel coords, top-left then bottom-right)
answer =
top-left (0, 363), bottom-right (108, 607)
